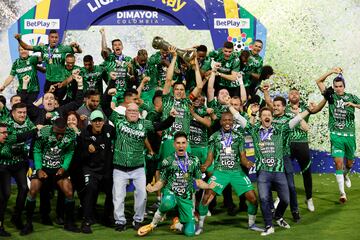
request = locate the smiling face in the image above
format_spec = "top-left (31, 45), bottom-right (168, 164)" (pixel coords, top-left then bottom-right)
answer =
top-left (19, 46), bottom-right (29, 59)
top-left (91, 118), bottom-right (104, 133)
top-left (12, 107), bottom-right (27, 124)
top-left (67, 113), bottom-right (78, 129)
top-left (260, 109), bottom-right (273, 128)
top-left (220, 112), bottom-right (234, 132)
top-left (125, 103), bottom-right (140, 122)
top-left (174, 136), bottom-right (188, 156)
top-left (288, 89), bottom-right (300, 104)
top-left (252, 41), bottom-right (263, 55)
top-left (333, 80), bottom-right (345, 95)
top-left (43, 92), bottom-right (56, 112)
top-left (222, 47), bottom-right (233, 60)
top-left (173, 83), bottom-right (186, 99)
top-left (112, 40), bottom-right (123, 55)
top-left (273, 100), bottom-right (285, 117)
top-left (65, 56), bottom-right (75, 70)
top-left (218, 89), bottom-right (230, 105)
top-left (0, 126), bottom-right (8, 143)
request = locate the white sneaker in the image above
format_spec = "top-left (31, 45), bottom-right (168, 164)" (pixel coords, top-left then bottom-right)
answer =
top-left (306, 198), bottom-right (315, 212)
top-left (339, 193), bottom-right (347, 204)
top-left (261, 226), bottom-right (275, 236)
top-left (195, 226), bottom-right (203, 236)
top-left (206, 210), bottom-right (212, 217)
top-left (249, 224), bottom-right (264, 232)
top-left (273, 197), bottom-right (280, 209)
top-left (344, 175), bottom-right (351, 188)
top-left (276, 218), bottom-right (290, 229)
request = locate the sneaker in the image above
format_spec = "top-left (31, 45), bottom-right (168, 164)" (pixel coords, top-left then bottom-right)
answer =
top-left (206, 210), bottom-right (212, 217)
top-left (64, 223), bottom-right (81, 233)
top-left (249, 224), bottom-right (264, 232)
top-left (0, 227), bottom-right (11, 237)
top-left (55, 216), bottom-right (64, 225)
top-left (344, 175), bottom-right (352, 188)
top-left (275, 218), bottom-right (290, 229)
top-left (81, 222), bottom-right (92, 234)
top-left (306, 198), bottom-right (315, 212)
top-left (170, 217), bottom-right (180, 231)
top-left (273, 197), bottom-right (280, 210)
top-left (20, 223), bottom-right (33, 236)
top-left (41, 215), bottom-right (53, 226)
top-left (195, 226), bottom-right (203, 236)
top-left (11, 215), bottom-right (24, 230)
top-left (261, 226), bottom-right (274, 236)
top-left (133, 221), bottom-right (142, 231)
top-left (115, 223), bottom-right (126, 232)
top-left (292, 211), bottom-right (301, 223)
top-left (339, 193), bottom-right (347, 204)
top-left (137, 223), bottom-right (154, 236)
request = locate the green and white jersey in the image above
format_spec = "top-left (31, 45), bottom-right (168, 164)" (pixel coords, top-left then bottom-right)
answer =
top-left (148, 51), bottom-right (169, 88)
top-left (0, 107), bottom-right (10, 123)
top-left (32, 44), bottom-right (74, 82)
top-left (161, 93), bottom-right (192, 139)
top-left (202, 48), bottom-right (240, 88)
top-left (246, 122), bottom-right (291, 172)
top-left (242, 52), bottom-right (263, 87)
top-left (285, 102), bottom-right (309, 142)
top-left (328, 92), bottom-right (360, 136)
top-left (110, 112), bottom-right (154, 167)
top-left (160, 153), bottom-right (202, 199)
top-left (129, 58), bottom-right (157, 92)
top-left (208, 99), bottom-right (228, 120)
top-left (63, 65), bottom-right (81, 100)
top-left (33, 126), bottom-right (76, 170)
top-left (189, 106), bottom-right (209, 147)
top-left (0, 117), bottom-right (35, 166)
top-left (103, 53), bottom-right (132, 101)
top-left (272, 114), bottom-right (291, 156)
top-left (80, 65), bottom-right (106, 93)
top-left (208, 129), bottom-right (245, 172)
top-left (10, 56), bottom-right (40, 92)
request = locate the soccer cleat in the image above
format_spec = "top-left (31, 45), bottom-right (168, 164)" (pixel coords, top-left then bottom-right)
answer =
top-left (306, 198), bottom-right (315, 212)
top-left (344, 175), bottom-right (352, 188)
top-left (115, 224), bottom-right (126, 232)
top-left (276, 218), bottom-right (290, 229)
top-left (249, 224), bottom-right (264, 232)
top-left (133, 221), bottom-right (142, 230)
top-left (339, 193), bottom-right (347, 204)
top-left (292, 211), bottom-right (301, 223)
top-left (195, 226), bottom-right (203, 236)
top-left (20, 223), bottom-right (33, 236)
top-left (170, 217), bottom-right (180, 231)
top-left (64, 223), bottom-right (81, 233)
top-left (137, 223), bottom-right (155, 236)
top-left (81, 222), bottom-right (92, 234)
top-left (206, 210), bottom-right (212, 217)
top-left (273, 197), bottom-right (280, 210)
top-left (261, 226), bottom-right (274, 236)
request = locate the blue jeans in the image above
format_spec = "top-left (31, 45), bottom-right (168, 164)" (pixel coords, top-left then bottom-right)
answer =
top-left (284, 155), bottom-right (299, 213)
top-left (257, 170), bottom-right (289, 227)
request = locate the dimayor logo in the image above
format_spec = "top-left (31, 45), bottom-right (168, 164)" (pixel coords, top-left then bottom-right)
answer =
top-left (21, 34), bottom-right (48, 56)
top-left (116, 10), bottom-right (159, 25)
top-left (24, 19), bottom-right (60, 30)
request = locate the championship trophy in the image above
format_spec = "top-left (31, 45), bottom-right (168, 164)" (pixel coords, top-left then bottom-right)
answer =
top-left (152, 36), bottom-right (196, 64)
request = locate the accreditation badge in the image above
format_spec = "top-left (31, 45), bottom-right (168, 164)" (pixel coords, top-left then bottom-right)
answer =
top-left (49, 58), bottom-right (53, 64)
top-left (225, 147), bottom-right (232, 154)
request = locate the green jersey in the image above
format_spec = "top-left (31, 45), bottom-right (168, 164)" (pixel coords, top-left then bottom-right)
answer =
top-left (0, 107), bottom-right (10, 123)
top-left (285, 102), bottom-right (309, 142)
top-left (242, 52), bottom-right (263, 87)
top-left (328, 92), bottom-right (360, 136)
top-left (208, 129), bottom-right (245, 172)
top-left (10, 56), bottom-right (40, 92)
top-left (148, 51), bottom-right (179, 88)
top-left (32, 44), bottom-right (74, 82)
top-left (80, 65), bottom-right (106, 93)
top-left (0, 117), bottom-right (35, 166)
top-left (189, 106), bottom-right (209, 147)
top-left (246, 122), bottom-right (291, 172)
top-left (161, 93), bottom-right (192, 139)
top-left (129, 58), bottom-right (157, 92)
top-left (110, 112), bottom-right (155, 167)
top-left (272, 114), bottom-right (291, 156)
top-left (64, 65), bottom-right (81, 100)
top-left (208, 99), bottom-right (228, 120)
top-left (160, 153), bottom-right (202, 199)
top-left (202, 48), bottom-right (240, 88)
top-left (33, 126), bottom-right (76, 170)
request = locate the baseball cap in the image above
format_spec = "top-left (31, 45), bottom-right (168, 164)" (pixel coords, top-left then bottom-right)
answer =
top-left (90, 110), bottom-right (104, 121)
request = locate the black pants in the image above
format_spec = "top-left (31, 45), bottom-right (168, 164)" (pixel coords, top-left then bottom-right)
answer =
top-left (290, 142), bottom-right (312, 200)
top-left (83, 173), bottom-right (113, 223)
top-left (0, 164), bottom-right (28, 222)
top-left (17, 91), bottom-right (39, 104)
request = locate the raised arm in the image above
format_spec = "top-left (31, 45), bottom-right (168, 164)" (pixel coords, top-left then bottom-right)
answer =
top-left (262, 82), bottom-right (273, 110)
top-left (162, 46), bottom-right (177, 95)
top-left (315, 67), bottom-right (342, 93)
top-left (100, 28), bottom-right (110, 60)
top-left (237, 73), bottom-right (247, 104)
top-left (207, 63), bottom-right (220, 102)
top-left (70, 42), bottom-right (82, 53)
top-left (0, 75), bottom-right (15, 92)
top-left (189, 57), bottom-right (203, 98)
top-left (190, 107), bottom-right (211, 128)
top-left (14, 34), bottom-right (33, 51)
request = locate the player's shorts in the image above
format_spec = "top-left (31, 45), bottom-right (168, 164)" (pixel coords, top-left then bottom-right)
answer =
top-left (190, 146), bottom-right (214, 172)
top-left (30, 168), bottom-right (69, 182)
top-left (159, 189), bottom-right (194, 223)
top-left (209, 170), bottom-right (254, 196)
top-left (330, 133), bottom-right (356, 159)
top-left (158, 139), bottom-right (192, 169)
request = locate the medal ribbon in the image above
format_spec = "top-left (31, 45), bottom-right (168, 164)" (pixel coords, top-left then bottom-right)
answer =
top-left (175, 152), bottom-right (189, 174)
top-left (47, 44), bottom-right (58, 62)
top-left (221, 129), bottom-right (233, 148)
top-left (260, 128), bottom-right (273, 141)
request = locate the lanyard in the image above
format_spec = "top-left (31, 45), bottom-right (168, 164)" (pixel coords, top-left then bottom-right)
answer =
top-left (221, 129), bottom-right (233, 147)
top-left (260, 128), bottom-right (273, 141)
top-left (175, 152), bottom-right (189, 174)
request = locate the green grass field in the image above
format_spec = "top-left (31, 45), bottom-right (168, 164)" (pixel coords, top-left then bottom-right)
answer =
top-left (4, 174), bottom-right (360, 240)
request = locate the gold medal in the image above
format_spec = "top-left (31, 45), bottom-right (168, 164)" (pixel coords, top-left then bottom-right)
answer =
top-left (49, 58), bottom-right (53, 64)
top-left (184, 173), bottom-right (189, 179)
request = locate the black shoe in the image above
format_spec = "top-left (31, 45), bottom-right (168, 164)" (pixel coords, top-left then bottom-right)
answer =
top-left (0, 226), bottom-right (11, 237)
top-left (11, 215), bottom-right (24, 230)
top-left (55, 216), bottom-right (64, 225)
top-left (133, 221), bottom-right (142, 230)
top-left (20, 223), bottom-right (33, 236)
top-left (292, 211), bottom-right (301, 223)
top-left (41, 215), bottom-right (53, 226)
top-left (81, 222), bottom-right (92, 234)
top-left (114, 224), bottom-right (126, 232)
top-left (64, 223), bottom-right (81, 233)
top-left (227, 206), bottom-right (237, 216)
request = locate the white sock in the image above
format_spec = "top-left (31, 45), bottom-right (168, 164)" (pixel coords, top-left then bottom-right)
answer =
top-left (151, 210), bottom-right (163, 227)
top-left (175, 222), bottom-right (183, 231)
top-left (248, 214), bottom-right (256, 226)
top-left (335, 174), bottom-right (345, 195)
top-left (198, 216), bottom-right (206, 228)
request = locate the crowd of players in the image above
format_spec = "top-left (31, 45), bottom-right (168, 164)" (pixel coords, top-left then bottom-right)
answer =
top-left (0, 27), bottom-right (359, 237)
